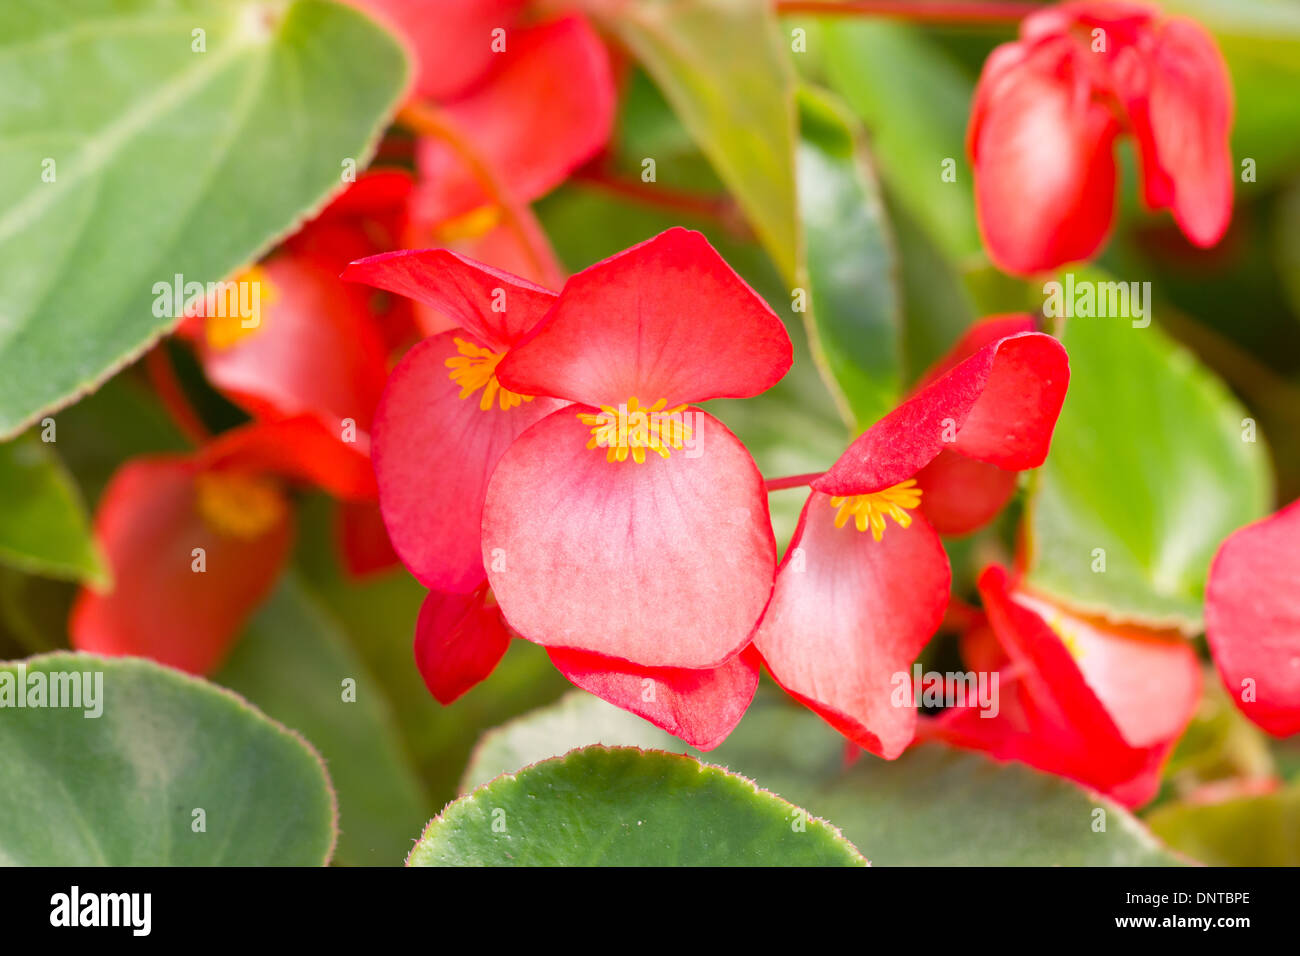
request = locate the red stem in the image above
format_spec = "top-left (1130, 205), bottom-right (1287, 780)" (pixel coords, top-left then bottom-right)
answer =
top-left (764, 472), bottom-right (824, 492)
top-left (774, 0), bottom-right (1037, 23)
top-left (144, 345), bottom-right (210, 447)
top-left (573, 162), bottom-right (752, 238)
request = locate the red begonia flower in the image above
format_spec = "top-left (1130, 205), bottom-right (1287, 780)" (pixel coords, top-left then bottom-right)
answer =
top-left (414, 585), bottom-right (513, 705)
top-left (930, 566), bottom-right (1201, 807)
top-left (549, 645), bottom-right (762, 751)
top-left (969, 1), bottom-right (1232, 275)
top-left (411, 14), bottom-right (615, 225)
top-left (342, 249), bottom-right (566, 593)
top-left (753, 329), bottom-right (1068, 757)
top-left (1205, 499), bottom-right (1300, 737)
top-left (481, 228), bottom-right (791, 669)
top-left (70, 416), bottom-right (385, 674)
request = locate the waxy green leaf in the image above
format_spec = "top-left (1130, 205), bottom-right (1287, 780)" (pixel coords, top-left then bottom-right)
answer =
top-left (1025, 306), bottom-right (1272, 630)
top-left (216, 575), bottom-right (430, 867)
top-left (0, 652), bottom-right (336, 865)
top-left (0, 0), bottom-right (407, 437)
top-left (796, 86), bottom-right (902, 428)
top-left (0, 434), bottom-right (106, 585)
top-left (410, 745), bottom-right (867, 867)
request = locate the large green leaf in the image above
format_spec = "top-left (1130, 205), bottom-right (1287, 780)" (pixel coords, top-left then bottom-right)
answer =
top-left (817, 19), bottom-right (982, 262)
top-left (1146, 781), bottom-right (1300, 866)
top-left (581, 0), bottom-right (798, 281)
top-left (216, 575), bottom-right (430, 867)
top-left (796, 86), bottom-right (902, 428)
top-left (0, 0), bottom-right (407, 437)
top-left (410, 745), bottom-right (867, 867)
top-left (468, 691), bottom-right (1180, 865)
top-left (1024, 306), bottom-right (1272, 630)
top-left (0, 652), bottom-right (336, 865)
top-left (0, 434), bottom-right (106, 585)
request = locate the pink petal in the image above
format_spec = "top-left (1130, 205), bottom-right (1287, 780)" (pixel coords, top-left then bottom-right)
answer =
top-left (752, 491), bottom-right (951, 759)
top-left (482, 407), bottom-right (776, 669)
top-left (414, 585), bottom-right (513, 704)
top-left (497, 228), bottom-right (792, 408)
top-left (548, 645), bottom-right (761, 751)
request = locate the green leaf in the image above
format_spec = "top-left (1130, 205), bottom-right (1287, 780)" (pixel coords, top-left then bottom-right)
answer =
top-left (462, 691), bottom-right (679, 792)
top-left (818, 19), bottom-right (982, 261)
top-left (469, 691), bottom-right (1180, 865)
top-left (1146, 781), bottom-right (1300, 866)
top-left (0, 434), bottom-right (106, 585)
top-left (581, 0), bottom-right (799, 281)
top-left (409, 745), bottom-right (867, 867)
top-left (796, 86), bottom-right (902, 428)
top-left (216, 574), bottom-right (430, 867)
top-left (1024, 303), bottom-right (1272, 630)
top-left (0, 652), bottom-right (336, 865)
top-left (0, 0), bottom-right (408, 438)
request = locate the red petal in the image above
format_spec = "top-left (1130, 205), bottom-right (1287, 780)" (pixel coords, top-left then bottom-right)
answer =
top-left (1137, 18), bottom-right (1234, 246)
top-left (815, 331), bottom-right (1069, 496)
top-left (752, 491), bottom-right (951, 759)
top-left (497, 228), bottom-right (792, 407)
top-left (914, 449), bottom-right (1019, 537)
top-left (199, 416), bottom-right (377, 501)
top-left (1206, 499), bottom-right (1300, 737)
top-left (372, 331), bottom-right (564, 593)
top-left (412, 15), bottom-right (614, 222)
top-left (969, 35), bottom-right (1120, 275)
top-left (414, 585), bottom-right (512, 705)
top-left (482, 408), bottom-right (776, 669)
top-left (343, 248), bottom-right (556, 351)
top-left (343, 0), bottom-right (527, 102)
top-left (914, 313), bottom-right (1035, 387)
top-left (285, 169), bottom-right (415, 271)
top-left (337, 499), bottom-right (400, 577)
top-left (69, 458), bottom-right (292, 675)
top-left (548, 645), bottom-right (761, 751)
top-left (190, 253), bottom-right (390, 432)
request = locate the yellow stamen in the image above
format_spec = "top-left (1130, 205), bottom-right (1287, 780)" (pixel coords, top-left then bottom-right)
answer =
top-left (204, 265), bottom-right (277, 350)
top-left (829, 480), bottom-right (923, 542)
top-left (577, 397), bottom-right (694, 464)
top-left (445, 337), bottom-right (534, 411)
top-left (194, 471), bottom-right (287, 540)
top-left (432, 204), bottom-right (502, 243)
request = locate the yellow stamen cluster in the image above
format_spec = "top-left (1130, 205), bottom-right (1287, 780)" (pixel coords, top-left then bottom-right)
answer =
top-left (194, 471), bottom-right (287, 540)
top-left (445, 337), bottom-right (534, 411)
top-left (578, 397), bottom-right (693, 464)
top-left (830, 480), bottom-right (923, 541)
top-left (204, 265), bottom-right (277, 350)
top-left (432, 204), bottom-right (502, 243)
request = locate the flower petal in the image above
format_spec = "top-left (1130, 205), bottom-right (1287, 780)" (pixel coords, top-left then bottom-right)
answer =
top-left (1206, 499), bottom-right (1300, 737)
top-left (497, 228), bottom-right (792, 407)
top-left (914, 449), bottom-right (1019, 537)
top-left (343, 248), bottom-right (556, 351)
top-left (1140, 17), bottom-right (1234, 246)
top-left (413, 15), bottom-right (614, 222)
top-left (199, 416), bottom-right (377, 501)
top-left (69, 458), bottom-right (292, 675)
top-left (413, 585), bottom-right (513, 705)
top-left (752, 491), bottom-right (950, 759)
top-left (548, 645), bottom-right (761, 751)
top-left (190, 252), bottom-right (390, 433)
top-left (337, 499), bottom-right (400, 577)
top-left (969, 35), bottom-right (1120, 275)
top-left (373, 331), bottom-right (564, 593)
top-left (814, 331), bottom-right (1069, 496)
top-left (483, 407), bottom-right (776, 669)
top-left (343, 0), bottom-right (527, 102)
